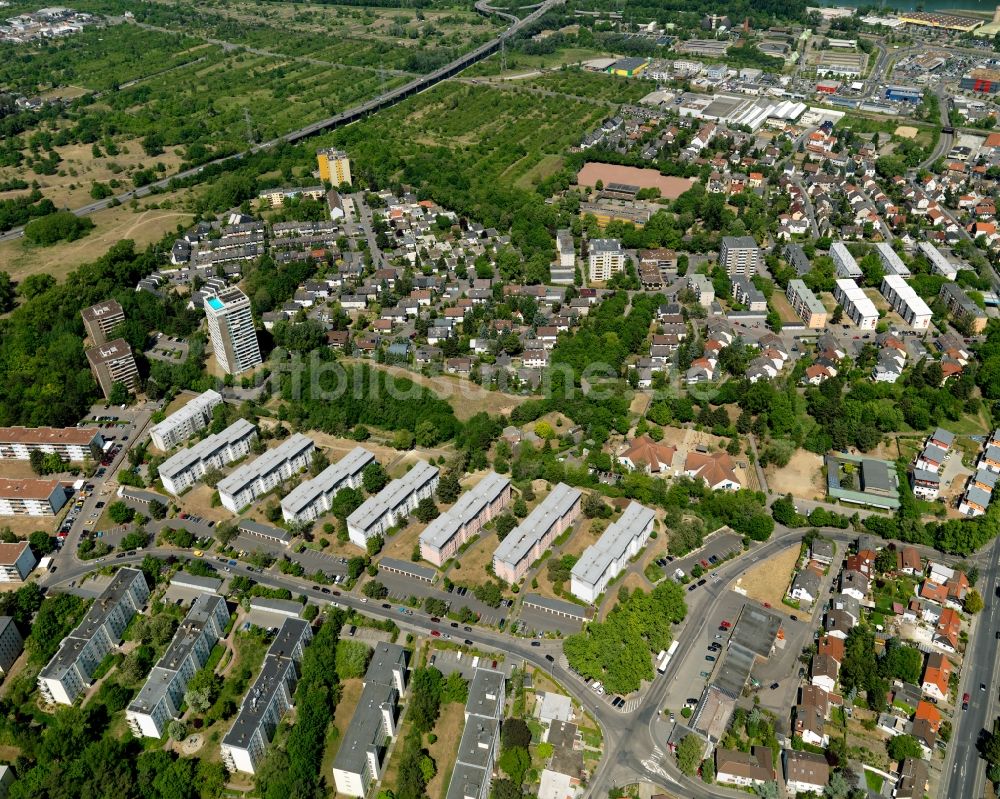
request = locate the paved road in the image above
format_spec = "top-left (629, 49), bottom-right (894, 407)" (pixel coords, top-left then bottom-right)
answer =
top-left (0, 0), bottom-right (561, 242)
top-left (943, 537), bottom-right (1000, 799)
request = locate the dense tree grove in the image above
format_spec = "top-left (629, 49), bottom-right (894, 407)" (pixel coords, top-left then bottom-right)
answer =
top-left (564, 581), bottom-right (686, 694)
top-left (280, 361), bottom-right (462, 445)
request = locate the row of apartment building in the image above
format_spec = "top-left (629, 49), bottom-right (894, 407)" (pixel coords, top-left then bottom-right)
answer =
top-left (492, 483), bottom-right (582, 583)
top-left (0, 425), bottom-right (105, 462)
top-left (158, 418), bottom-right (258, 496)
top-left (444, 668), bottom-right (506, 799)
top-left (0, 478), bottom-right (69, 517)
top-left (218, 433), bottom-right (315, 513)
top-left (38, 568), bottom-right (149, 705)
top-left (149, 390), bottom-right (224, 451)
top-left (418, 472), bottom-right (512, 566)
top-left (280, 446), bottom-right (374, 523)
top-left (126, 594), bottom-right (229, 737)
top-left (347, 460), bottom-right (440, 547)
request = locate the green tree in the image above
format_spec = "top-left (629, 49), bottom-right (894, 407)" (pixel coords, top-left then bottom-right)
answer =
top-left (336, 640), bottom-right (372, 680)
top-left (676, 734), bottom-right (702, 776)
top-left (965, 589), bottom-right (984, 614)
top-left (414, 497), bottom-right (439, 523)
top-left (887, 734), bottom-right (923, 761)
top-left (363, 462), bottom-right (390, 494)
top-left (363, 580), bottom-right (388, 599)
top-left (436, 472), bottom-right (461, 504)
top-left (367, 534), bottom-right (384, 556)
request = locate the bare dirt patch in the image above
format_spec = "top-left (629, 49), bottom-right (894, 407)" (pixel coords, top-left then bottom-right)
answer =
top-left (894, 125), bottom-right (919, 139)
top-left (766, 449), bottom-right (826, 500)
top-left (734, 545), bottom-right (801, 615)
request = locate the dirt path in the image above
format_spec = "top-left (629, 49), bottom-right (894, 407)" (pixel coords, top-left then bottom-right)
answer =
top-left (343, 358), bottom-right (527, 420)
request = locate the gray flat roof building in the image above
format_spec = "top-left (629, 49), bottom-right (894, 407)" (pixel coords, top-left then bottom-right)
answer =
top-left (493, 483), bottom-right (581, 583)
top-left (158, 418), bottom-right (258, 496)
top-left (218, 433), bottom-right (315, 513)
top-left (221, 618), bottom-right (312, 774)
top-left (347, 460), bottom-right (439, 547)
top-left (127, 594), bottom-right (229, 737)
top-left (149, 389), bottom-right (224, 451)
top-left (38, 568), bottom-right (149, 706)
top-left (280, 447), bottom-right (375, 523)
top-left (570, 501), bottom-right (655, 603)
top-left (419, 472), bottom-right (511, 566)
top-left (445, 669), bottom-right (506, 799)
top-left (332, 643), bottom-right (409, 797)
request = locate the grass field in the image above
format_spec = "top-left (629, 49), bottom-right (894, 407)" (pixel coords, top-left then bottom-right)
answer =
top-left (0, 203), bottom-right (193, 284)
top-left (466, 47), bottom-right (612, 76)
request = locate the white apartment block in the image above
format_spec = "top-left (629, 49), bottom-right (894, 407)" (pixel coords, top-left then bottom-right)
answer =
top-left (347, 460), bottom-right (439, 547)
top-left (217, 433), bottom-right (315, 513)
top-left (830, 242), bottom-right (862, 280)
top-left (221, 618), bottom-right (312, 774)
top-left (332, 643), bottom-right (408, 797)
top-left (786, 280), bottom-right (828, 328)
top-left (419, 472), bottom-right (512, 567)
top-left (38, 568), bottom-right (149, 705)
top-left (0, 616), bottom-right (23, 675)
top-left (918, 241), bottom-right (958, 280)
top-left (880, 275), bottom-right (932, 329)
top-left (688, 274), bottom-right (715, 308)
top-left (127, 594), bottom-right (229, 738)
top-left (0, 478), bottom-right (68, 518)
top-left (588, 239), bottom-right (625, 282)
top-left (444, 668), bottom-right (506, 799)
top-left (570, 501), bottom-right (655, 603)
top-left (0, 426), bottom-right (104, 462)
top-left (0, 542), bottom-right (37, 583)
top-left (149, 390), bottom-right (224, 451)
top-left (280, 447), bottom-right (374, 523)
top-left (204, 288), bottom-right (263, 376)
top-left (493, 483), bottom-right (581, 583)
top-left (719, 236), bottom-right (760, 277)
top-left (874, 242), bottom-right (910, 277)
top-left (158, 418), bottom-right (258, 496)
top-left (833, 279), bottom-right (878, 330)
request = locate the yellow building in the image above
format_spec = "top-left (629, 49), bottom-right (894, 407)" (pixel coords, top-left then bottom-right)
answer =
top-left (317, 148), bottom-right (352, 186)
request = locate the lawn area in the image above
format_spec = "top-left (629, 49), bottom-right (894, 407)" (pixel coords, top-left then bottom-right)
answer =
top-left (865, 770), bottom-right (884, 792)
top-left (425, 701), bottom-right (466, 799)
top-left (515, 153), bottom-right (564, 191)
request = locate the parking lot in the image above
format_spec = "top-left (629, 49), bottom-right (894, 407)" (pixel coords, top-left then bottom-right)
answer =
top-left (516, 604), bottom-right (585, 637)
top-left (426, 648), bottom-right (516, 680)
top-left (377, 572), bottom-right (508, 627)
top-left (231, 534), bottom-right (348, 579)
top-left (667, 531), bottom-right (744, 585)
top-left (661, 589), bottom-right (747, 715)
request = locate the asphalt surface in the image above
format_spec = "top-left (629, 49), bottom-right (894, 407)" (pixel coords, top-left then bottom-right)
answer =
top-left (943, 537), bottom-right (1000, 799)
